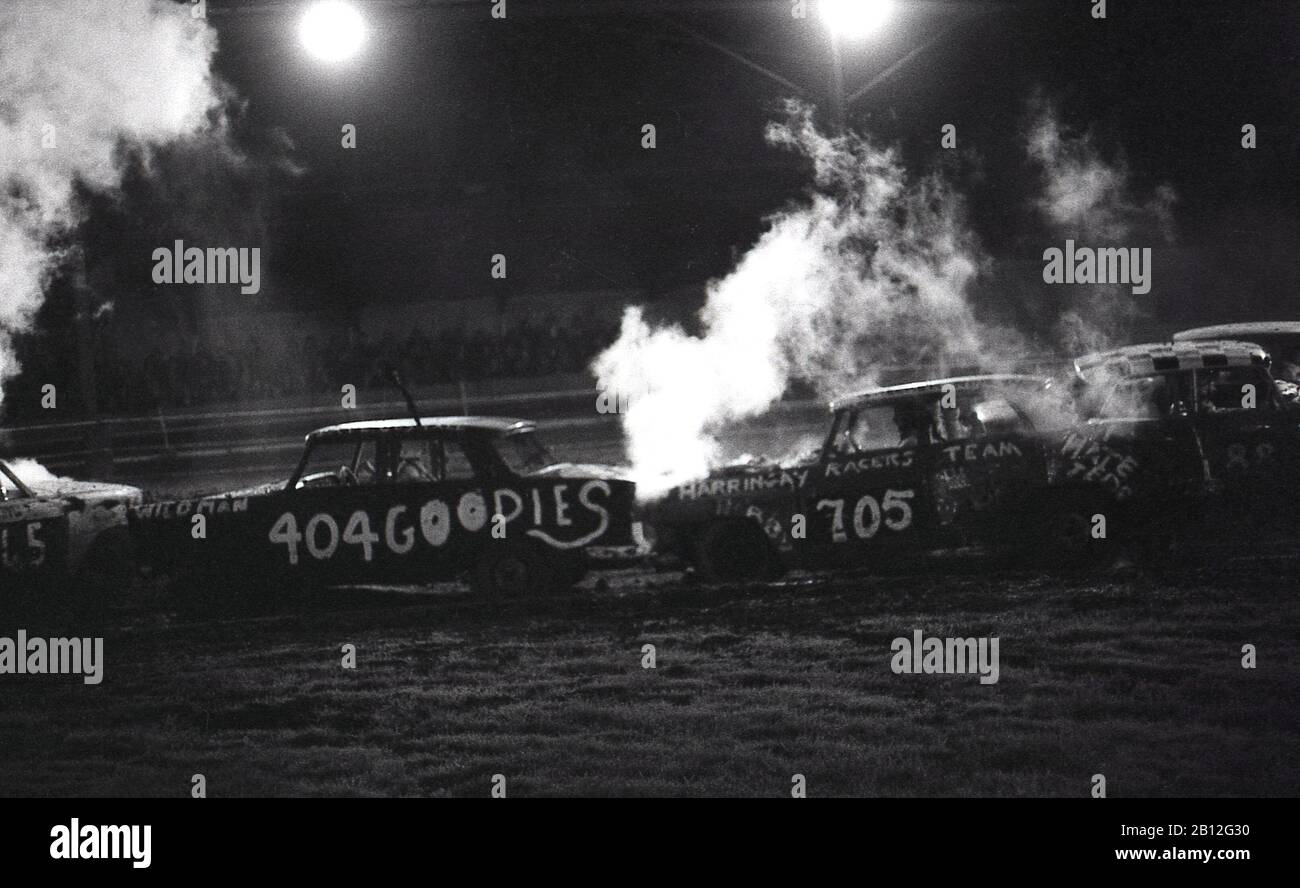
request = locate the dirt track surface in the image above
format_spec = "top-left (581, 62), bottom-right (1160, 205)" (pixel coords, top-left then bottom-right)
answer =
top-left (3, 547), bottom-right (1297, 797)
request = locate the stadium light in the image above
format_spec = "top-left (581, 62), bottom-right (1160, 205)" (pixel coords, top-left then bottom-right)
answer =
top-left (298, 0), bottom-right (367, 63)
top-left (819, 0), bottom-right (896, 40)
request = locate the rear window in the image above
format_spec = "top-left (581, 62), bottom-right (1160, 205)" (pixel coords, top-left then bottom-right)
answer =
top-left (496, 430), bottom-right (557, 475)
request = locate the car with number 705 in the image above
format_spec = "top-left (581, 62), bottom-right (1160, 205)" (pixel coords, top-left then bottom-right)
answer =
top-left (639, 375), bottom-right (1076, 580)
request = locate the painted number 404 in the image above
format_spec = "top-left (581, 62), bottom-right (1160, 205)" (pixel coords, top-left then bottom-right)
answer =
top-left (816, 489), bottom-right (914, 543)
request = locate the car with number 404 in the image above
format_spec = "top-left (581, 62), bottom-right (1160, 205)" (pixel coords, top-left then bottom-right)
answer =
top-left (129, 416), bottom-right (643, 607)
top-left (1, 458), bottom-right (144, 617)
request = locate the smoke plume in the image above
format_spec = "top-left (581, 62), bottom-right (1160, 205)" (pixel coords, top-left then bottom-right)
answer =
top-left (596, 98), bottom-right (1181, 497)
top-left (0, 0), bottom-right (224, 403)
top-left (594, 102), bottom-right (1003, 496)
top-left (1026, 97), bottom-right (1177, 354)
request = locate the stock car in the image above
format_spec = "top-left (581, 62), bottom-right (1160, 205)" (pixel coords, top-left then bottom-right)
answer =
top-left (0, 458), bottom-right (144, 614)
top-left (129, 416), bottom-right (642, 606)
top-left (1069, 339), bottom-right (1300, 518)
top-left (640, 374), bottom-right (1113, 581)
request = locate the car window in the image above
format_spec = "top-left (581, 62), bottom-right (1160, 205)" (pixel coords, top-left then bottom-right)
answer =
top-left (1196, 367), bottom-right (1274, 413)
top-left (830, 405), bottom-right (919, 453)
top-left (353, 441), bottom-right (378, 483)
top-left (299, 440), bottom-right (372, 485)
top-left (973, 398), bottom-right (1028, 435)
top-left (495, 430), bottom-right (556, 475)
top-left (392, 436), bottom-right (477, 483)
top-left (441, 438), bottom-right (477, 481)
top-left (393, 438), bottom-right (438, 483)
top-left (938, 397), bottom-right (1029, 440)
top-left (1096, 373), bottom-right (1189, 419)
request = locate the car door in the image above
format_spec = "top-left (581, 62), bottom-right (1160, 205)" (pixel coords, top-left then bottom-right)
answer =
top-left (800, 402), bottom-right (928, 566)
top-left (928, 395), bottom-right (1047, 544)
top-left (262, 436), bottom-right (388, 585)
top-left (1193, 365), bottom-right (1300, 504)
top-left (383, 430), bottom-right (492, 581)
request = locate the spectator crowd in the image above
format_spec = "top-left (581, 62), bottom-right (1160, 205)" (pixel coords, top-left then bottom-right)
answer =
top-left (7, 314), bottom-right (621, 420)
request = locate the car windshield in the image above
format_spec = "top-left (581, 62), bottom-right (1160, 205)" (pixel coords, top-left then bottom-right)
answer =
top-left (496, 430), bottom-right (557, 474)
top-left (297, 440), bottom-right (373, 485)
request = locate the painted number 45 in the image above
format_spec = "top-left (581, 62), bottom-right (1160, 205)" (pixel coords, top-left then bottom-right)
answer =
top-left (816, 489), bottom-right (914, 543)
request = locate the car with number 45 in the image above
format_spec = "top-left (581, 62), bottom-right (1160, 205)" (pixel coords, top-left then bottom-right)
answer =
top-left (1, 458), bottom-right (143, 616)
top-left (129, 416), bottom-right (642, 606)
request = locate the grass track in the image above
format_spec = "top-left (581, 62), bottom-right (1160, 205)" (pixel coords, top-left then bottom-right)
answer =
top-left (2, 553), bottom-right (1296, 797)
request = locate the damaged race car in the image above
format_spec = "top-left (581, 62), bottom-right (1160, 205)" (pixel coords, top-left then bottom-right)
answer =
top-left (129, 416), bottom-right (641, 610)
top-left (640, 358), bottom-right (1280, 581)
top-left (1, 458), bottom-right (144, 618)
top-left (640, 374), bottom-right (1113, 581)
top-left (1172, 321), bottom-right (1300, 385)
top-left (1069, 339), bottom-right (1300, 526)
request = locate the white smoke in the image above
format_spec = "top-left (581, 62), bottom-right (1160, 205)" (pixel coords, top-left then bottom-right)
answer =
top-left (4, 457), bottom-right (64, 486)
top-left (0, 0), bottom-right (224, 402)
top-left (595, 102), bottom-right (1002, 497)
top-left (1026, 98), bottom-right (1176, 354)
top-left (1027, 105), bottom-right (1175, 243)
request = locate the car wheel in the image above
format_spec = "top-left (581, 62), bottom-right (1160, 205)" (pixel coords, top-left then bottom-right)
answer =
top-left (74, 533), bottom-right (138, 625)
top-left (694, 520), bottom-right (782, 583)
top-left (472, 542), bottom-right (555, 599)
top-left (1127, 510), bottom-right (1186, 569)
top-left (171, 557), bottom-right (257, 619)
top-left (548, 552), bottom-right (588, 592)
top-left (1035, 494), bottom-right (1104, 567)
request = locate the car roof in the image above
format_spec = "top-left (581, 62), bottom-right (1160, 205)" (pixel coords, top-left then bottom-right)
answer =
top-left (307, 416), bottom-right (535, 442)
top-left (829, 375), bottom-right (1050, 412)
top-left (1173, 322), bottom-right (1300, 341)
top-left (1074, 340), bottom-right (1269, 378)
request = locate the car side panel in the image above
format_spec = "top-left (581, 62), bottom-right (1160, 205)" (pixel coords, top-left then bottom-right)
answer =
top-left (0, 498), bottom-right (71, 589)
top-left (133, 476), bottom-right (635, 587)
top-left (796, 446), bottom-right (926, 564)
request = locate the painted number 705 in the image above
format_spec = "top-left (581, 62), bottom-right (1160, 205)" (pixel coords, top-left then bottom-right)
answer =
top-left (816, 489), bottom-right (914, 543)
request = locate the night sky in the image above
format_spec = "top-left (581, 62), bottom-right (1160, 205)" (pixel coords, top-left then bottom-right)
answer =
top-left (189, 0), bottom-right (1298, 324)
top-left (48, 0), bottom-right (1298, 341)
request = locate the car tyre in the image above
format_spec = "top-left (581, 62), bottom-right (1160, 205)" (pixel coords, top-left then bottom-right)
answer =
top-left (694, 520), bottom-right (783, 583)
top-left (74, 531), bottom-right (137, 625)
top-left (1034, 492), bottom-right (1107, 568)
top-left (472, 541), bottom-right (557, 599)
